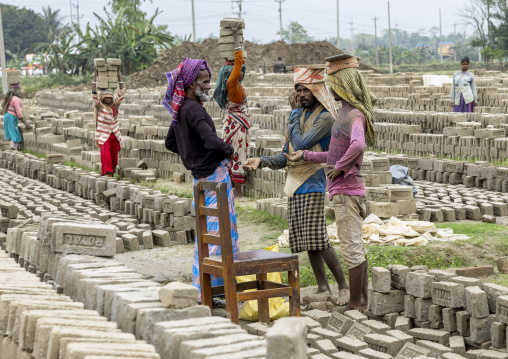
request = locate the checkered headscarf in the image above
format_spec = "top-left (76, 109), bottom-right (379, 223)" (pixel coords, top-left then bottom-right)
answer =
top-left (163, 58), bottom-right (211, 125)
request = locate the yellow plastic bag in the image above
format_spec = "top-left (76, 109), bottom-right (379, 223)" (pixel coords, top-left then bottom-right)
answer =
top-left (237, 243), bottom-right (290, 321)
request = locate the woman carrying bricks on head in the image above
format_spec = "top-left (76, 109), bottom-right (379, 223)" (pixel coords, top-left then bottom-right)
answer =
top-left (450, 57), bottom-right (478, 113)
top-left (213, 21), bottom-right (250, 199)
top-left (2, 83), bottom-right (32, 150)
top-left (92, 68), bottom-right (126, 177)
top-left (286, 54), bottom-right (377, 313)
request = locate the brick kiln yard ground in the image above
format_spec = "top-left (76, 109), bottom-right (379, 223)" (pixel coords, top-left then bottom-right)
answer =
top-left (113, 178), bottom-right (508, 292)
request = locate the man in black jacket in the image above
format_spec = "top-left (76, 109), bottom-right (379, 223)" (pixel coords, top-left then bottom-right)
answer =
top-left (164, 58), bottom-right (237, 304)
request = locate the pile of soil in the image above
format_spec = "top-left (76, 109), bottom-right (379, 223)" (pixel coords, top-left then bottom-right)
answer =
top-left (126, 39), bottom-right (379, 88)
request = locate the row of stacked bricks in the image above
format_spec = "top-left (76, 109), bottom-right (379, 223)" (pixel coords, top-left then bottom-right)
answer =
top-left (93, 58), bottom-right (122, 89)
top-left (373, 109), bottom-right (508, 161)
top-left (254, 156), bottom-right (418, 221)
top-left (296, 264), bottom-right (508, 359)
top-left (371, 265), bottom-right (508, 356)
top-left (0, 151), bottom-right (197, 251)
top-left (0, 248), bottom-right (162, 359)
top-left (367, 70), bottom-right (508, 114)
top-left (2, 214), bottom-right (275, 359)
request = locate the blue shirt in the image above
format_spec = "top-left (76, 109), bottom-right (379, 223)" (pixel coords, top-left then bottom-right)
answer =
top-left (260, 107), bottom-right (334, 194)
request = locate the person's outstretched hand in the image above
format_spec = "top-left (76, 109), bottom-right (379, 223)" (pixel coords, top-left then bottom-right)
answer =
top-left (284, 150), bottom-right (303, 162)
top-left (243, 158), bottom-right (261, 171)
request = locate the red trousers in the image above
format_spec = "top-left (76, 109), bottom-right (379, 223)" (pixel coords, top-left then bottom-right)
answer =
top-left (100, 133), bottom-right (121, 176)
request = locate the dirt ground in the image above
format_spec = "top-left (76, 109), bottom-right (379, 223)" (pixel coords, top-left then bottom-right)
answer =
top-left (126, 39), bottom-right (378, 89)
top-left (114, 179), bottom-right (508, 290)
top-left (115, 181), bottom-right (274, 283)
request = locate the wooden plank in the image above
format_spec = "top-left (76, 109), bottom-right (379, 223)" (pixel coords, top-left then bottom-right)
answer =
top-left (236, 288), bottom-right (291, 302)
top-left (203, 234), bottom-right (222, 246)
top-left (257, 273), bottom-right (270, 324)
top-left (200, 206), bottom-right (219, 217)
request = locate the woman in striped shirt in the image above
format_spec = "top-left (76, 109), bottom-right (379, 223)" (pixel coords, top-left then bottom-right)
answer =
top-left (92, 69), bottom-right (126, 177)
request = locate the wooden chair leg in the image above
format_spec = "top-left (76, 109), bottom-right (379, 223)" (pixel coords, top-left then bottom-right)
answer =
top-left (288, 264), bottom-right (301, 317)
top-left (256, 273), bottom-right (270, 324)
top-left (201, 273), bottom-right (213, 314)
top-left (224, 272), bottom-right (239, 324)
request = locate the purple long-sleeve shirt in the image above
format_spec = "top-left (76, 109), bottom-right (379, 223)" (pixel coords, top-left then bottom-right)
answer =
top-left (303, 103), bottom-right (367, 199)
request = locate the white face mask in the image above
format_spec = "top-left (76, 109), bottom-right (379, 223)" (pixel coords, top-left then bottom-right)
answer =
top-left (194, 85), bottom-right (210, 102)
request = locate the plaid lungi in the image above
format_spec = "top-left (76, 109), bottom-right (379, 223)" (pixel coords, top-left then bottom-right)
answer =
top-left (288, 192), bottom-right (330, 253)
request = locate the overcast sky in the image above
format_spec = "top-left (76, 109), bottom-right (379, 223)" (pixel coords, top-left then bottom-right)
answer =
top-left (12, 0), bottom-right (469, 43)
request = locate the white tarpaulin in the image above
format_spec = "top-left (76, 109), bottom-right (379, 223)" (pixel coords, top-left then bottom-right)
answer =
top-left (422, 74), bottom-right (453, 87)
top-left (277, 215), bottom-right (470, 248)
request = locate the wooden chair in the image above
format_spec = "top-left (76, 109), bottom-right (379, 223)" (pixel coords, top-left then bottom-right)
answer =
top-left (194, 180), bottom-right (300, 324)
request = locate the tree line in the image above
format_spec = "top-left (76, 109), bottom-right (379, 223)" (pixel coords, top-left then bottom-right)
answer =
top-left (4, 0), bottom-right (176, 75)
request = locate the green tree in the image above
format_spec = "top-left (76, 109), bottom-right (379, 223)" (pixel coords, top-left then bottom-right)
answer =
top-left (71, 7), bottom-right (174, 75)
top-left (1, 4), bottom-right (49, 61)
top-left (108, 0), bottom-right (151, 23)
top-left (277, 21), bottom-right (314, 43)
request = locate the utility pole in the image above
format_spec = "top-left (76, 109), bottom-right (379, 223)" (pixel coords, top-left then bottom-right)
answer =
top-left (232, 0), bottom-right (245, 18)
top-left (0, 5), bottom-right (7, 95)
top-left (191, 0), bottom-right (196, 42)
top-left (275, 0), bottom-right (285, 41)
top-left (439, 8), bottom-right (443, 64)
top-left (348, 19), bottom-right (355, 55)
top-left (388, 1), bottom-right (393, 74)
top-left (394, 21), bottom-right (399, 47)
top-left (336, 0), bottom-right (340, 49)
top-left (69, 0), bottom-right (73, 26)
top-left (73, 0), bottom-right (82, 28)
top-left (453, 22), bottom-right (457, 62)
top-left (372, 16), bottom-right (379, 66)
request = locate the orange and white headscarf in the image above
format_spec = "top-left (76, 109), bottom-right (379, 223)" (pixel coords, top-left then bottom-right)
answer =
top-left (293, 68), bottom-right (338, 119)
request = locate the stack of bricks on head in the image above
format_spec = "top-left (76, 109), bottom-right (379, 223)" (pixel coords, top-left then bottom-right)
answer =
top-left (7, 70), bottom-right (21, 86)
top-left (94, 58), bottom-right (121, 89)
top-left (219, 17), bottom-right (247, 59)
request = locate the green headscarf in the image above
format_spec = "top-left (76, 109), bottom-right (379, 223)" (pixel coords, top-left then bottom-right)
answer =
top-left (326, 68), bottom-right (378, 147)
top-left (213, 64), bottom-right (246, 109)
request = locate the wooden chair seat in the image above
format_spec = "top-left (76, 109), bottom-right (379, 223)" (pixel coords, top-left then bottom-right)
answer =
top-left (194, 181), bottom-right (301, 324)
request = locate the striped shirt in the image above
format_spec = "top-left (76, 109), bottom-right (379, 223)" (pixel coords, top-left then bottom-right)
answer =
top-left (93, 88), bottom-right (126, 145)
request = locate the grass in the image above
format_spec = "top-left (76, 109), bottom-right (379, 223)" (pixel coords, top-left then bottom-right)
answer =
top-left (64, 160), bottom-right (100, 174)
top-left (139, 181), bottom-right (194, 198)
top-left (236, 205), bottom-right (288, 233)
top-left (279, 221), bottom-right (508, 288)
top-left (20, 149), bottom-right (46, 158)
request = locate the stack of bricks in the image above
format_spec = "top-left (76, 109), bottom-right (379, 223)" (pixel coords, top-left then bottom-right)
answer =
top-left (0, 151), bottom-right (197, 252)
top-left (3, 217), bottom-right (271, 359)
top-left (218, 17), bottom-right (246, 59)
top-left (7, 70), bottom-right (21, 85)
top-left (94, 58), bottom-right (121, 89)
top-left (291, 264), bottom-right (508, 359)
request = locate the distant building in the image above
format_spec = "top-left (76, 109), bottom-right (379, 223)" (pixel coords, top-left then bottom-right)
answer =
top-left (438, 42), bottom-right (455, 58)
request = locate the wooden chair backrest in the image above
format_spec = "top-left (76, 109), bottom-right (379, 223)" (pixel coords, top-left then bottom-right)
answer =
top-left (194, 181), bottom-right (234, 266)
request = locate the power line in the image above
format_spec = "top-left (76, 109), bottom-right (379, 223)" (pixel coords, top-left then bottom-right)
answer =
top-left (275, 0), bottom-right (285, 41)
